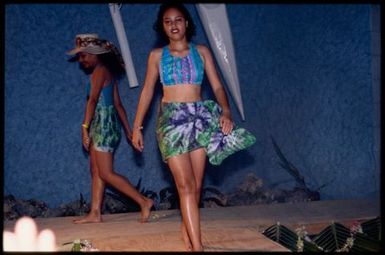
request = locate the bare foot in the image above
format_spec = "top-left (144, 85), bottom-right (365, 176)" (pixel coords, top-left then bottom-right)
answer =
top-left (139, 198), bottom-right (154, 223)
top-left (181, 224), bottom-right (192, 251)
top-left (73, 212), bottom-right (102, 224)
top-left (192, 244), bottom-right (203, 252)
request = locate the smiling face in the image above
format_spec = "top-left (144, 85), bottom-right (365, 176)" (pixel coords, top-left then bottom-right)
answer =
top-left (162, 7), bottom-right (187, 41)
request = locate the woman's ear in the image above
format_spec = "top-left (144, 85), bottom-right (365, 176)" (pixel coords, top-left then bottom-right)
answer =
top-left (186, 21), bottom-right (188, 27)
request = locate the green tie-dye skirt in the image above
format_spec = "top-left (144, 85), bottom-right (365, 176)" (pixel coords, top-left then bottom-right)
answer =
top-left (156, 100), bottom-right (256, 165)
top-left (89, 104), bottom-right (121, 153)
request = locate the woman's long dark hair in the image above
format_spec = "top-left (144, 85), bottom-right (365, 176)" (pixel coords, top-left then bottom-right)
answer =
top-left (153, 2), bottom-right (196, 45)
top-left (98, 52), bottom-right (125, 80)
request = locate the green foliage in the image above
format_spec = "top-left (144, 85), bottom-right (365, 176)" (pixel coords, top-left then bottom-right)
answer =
top-left (312, 222), bottom-right (352, 251)
top-left (104, 179), bottom-right (228, 211)
top-left (350, 232), bottom-right (381, 252)
top-left (361, 216), bottom-right (381, 240)
top-left (270, 136), bottom-right (322, 201)
top-left (263, 222), bottom-right (300, 251)
top-left (271, 136), bottom-right (307, 190)
top-left (158, 186), bottom-right (179, 210)
top-left (263, 222), bottom-right (323, 252)
top-left (135, 178), bottom-right (158, 201)
top-left (263, 218), bottom-right (381, 252)
top-left (201, 187), bottom-right (227, 207)
top-left (105, 178), bottom-right (158, 212)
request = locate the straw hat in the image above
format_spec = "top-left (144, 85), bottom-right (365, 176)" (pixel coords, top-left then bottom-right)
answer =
top-left (66, 34), bottom-right (111, 55)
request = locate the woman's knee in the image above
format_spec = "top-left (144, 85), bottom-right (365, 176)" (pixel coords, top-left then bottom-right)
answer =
top-left (177, 180), bottom-right (196, 196)
top-left (196, 185), bottom-right (202, 197)
top-left (99, 170), bottom-right (114, 182)
top-left (195, 181), bottom-right (202, 192)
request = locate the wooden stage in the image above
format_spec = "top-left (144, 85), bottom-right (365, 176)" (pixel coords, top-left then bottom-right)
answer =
top-left (3, 199), bottom-right (379, 252)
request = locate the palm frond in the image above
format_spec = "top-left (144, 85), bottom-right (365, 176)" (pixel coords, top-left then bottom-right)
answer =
top-left (350, 232), bottom-right (381, 252)
top-left (158, 186), bottom-right (179, 209)
top-left (270, 136), bottom-right (307, 189)
top-left (159, 186), bottom-right (177, 201)
top-left (312, 222), bottom-right (352, 252)
top-left (361, 217), bottom-right (381, 240)
top-left (202, 197), bottom-right (226, 207)
top-left (264, 219), bottom-right (381, 252)
top-left (263, 222), bottom-right (324, 252)
top-left (105, 190), bottom-right (136, 208)
top-left (135, 178), bottom-right (142, 190)
top-left (262, 222), bottom-right (299, 251)
top-left (202, 187), bottom-right (225, 197)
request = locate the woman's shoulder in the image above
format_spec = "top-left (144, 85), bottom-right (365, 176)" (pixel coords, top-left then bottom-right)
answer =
top-left (148, 47), bottom-right (163, 59)
top-left (147, 48), bottom-right (163, 66)
top-left (150, 47), bottom-right (164, 55)
top-left (194, 43), bottom-right (207, 49)
top-left (194, 44), bottom-right (211, 59)
top-left (92, 65), bottom-right (109, 78)
top-left (91, 65), bottom-right (112, 85)
top-left (194, 44), bottom-right (210, 54)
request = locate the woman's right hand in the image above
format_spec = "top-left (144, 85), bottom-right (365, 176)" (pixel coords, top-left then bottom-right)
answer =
top-left (82, 127), bottom-right (90, 151)
top-left (132, 129), bottom-right (144, 152)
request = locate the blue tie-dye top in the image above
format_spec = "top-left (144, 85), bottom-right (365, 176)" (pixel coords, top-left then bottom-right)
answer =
top-left (159, 43), bottom-right (204, 86)
top-left (86, 81), bottom-right (114, 106)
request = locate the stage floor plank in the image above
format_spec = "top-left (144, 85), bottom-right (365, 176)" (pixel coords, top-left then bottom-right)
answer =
top-left (3, 199), bottom-right (379, 252)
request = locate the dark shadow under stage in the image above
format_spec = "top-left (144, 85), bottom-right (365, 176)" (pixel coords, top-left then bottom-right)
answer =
top-left (3, 199), bottom-right (380, 251)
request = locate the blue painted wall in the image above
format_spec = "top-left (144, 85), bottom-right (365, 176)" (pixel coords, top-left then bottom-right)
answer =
top-left (4, 4), bottom-right (380, 208)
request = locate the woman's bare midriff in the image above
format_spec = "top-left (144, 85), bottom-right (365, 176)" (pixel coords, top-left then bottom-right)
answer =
top-left (162, 84), bottom-right (202, 103)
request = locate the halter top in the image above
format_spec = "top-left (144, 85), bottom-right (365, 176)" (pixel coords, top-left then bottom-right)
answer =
top-left (159, 43), bottom-right (204, 86)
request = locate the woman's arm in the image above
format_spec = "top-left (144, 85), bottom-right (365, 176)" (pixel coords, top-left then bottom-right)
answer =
top-left (198, 45), bottom-right (233, 135)
top-left (132, 49), bottom-right (161, 151)
top-left (113, 81), bottom-right (132, 141)
top-left (82, 66), bottom-right (105, 150)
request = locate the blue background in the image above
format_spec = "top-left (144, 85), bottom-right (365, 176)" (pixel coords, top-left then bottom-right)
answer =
top-left (4, 4), bottom-right (380, 208)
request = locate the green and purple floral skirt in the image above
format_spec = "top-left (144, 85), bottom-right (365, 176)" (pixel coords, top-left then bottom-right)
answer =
top-left (156, 100), bottom-right (256, 165)
top-left (89, 104), bottom-right (121, 153)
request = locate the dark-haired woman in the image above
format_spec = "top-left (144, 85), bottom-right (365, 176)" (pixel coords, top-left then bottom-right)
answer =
top-left (132, 4), bottom-right (256, 251)
top-left (67, 34), bottom-right (153, 224)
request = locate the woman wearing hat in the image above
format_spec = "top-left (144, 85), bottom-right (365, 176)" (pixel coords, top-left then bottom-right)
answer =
top-left (131, 3), bottom-right (256, 251)
top-left (67, 34), bottom-right (153, 224)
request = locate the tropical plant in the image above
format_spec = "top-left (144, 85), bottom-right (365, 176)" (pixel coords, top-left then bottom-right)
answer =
top-left (262, 222), bottom-right (322, 252)
top-left (263, 218), bottom-right (381, 252)
top-left (360, 216), bottom-right (381, 240)
top-left (135, 178), bottom-right (158, 201)
top-left (201, 186), bottom-right (227, 207)
top-left (104, 178), bottom-right (157, 212)
top-left (105, 180), bottom-right (229, 211)
top-left (312, 222), bottom-right (353, 251)
top-left (158, 186), bottom-right (179, 210)
top-left (270, 136), bottom-right (323, 201)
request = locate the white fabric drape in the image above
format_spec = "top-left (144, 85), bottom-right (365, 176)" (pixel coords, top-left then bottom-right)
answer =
top-left (196, 4), bottom-right (245, 120)
top-left (109, 3), bottom-right (139, 88)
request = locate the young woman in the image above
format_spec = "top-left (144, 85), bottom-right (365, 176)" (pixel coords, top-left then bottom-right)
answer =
top-left (131, 4), bottom-right (256, 251)
top-left (67, 34), bottom-right (153, 224)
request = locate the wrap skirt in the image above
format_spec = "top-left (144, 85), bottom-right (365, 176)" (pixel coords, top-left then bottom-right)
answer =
top-left (156, 100), bottom-right (256, 165)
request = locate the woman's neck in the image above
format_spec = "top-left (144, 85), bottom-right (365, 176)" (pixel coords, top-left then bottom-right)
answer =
top-left (168, 39), bottom-right (189, 51)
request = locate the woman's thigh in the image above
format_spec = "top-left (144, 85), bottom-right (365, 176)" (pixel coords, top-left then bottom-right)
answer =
top-left (167, 153), bottom-right (196, 191)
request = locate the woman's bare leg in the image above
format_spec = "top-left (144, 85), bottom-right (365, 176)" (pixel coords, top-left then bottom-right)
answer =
top-left (168, 153), bottom-right (203, 251)
top-left (73, 146), bottom-right (105, 224)
top-left (180, 148), bottom-right (207, 250)
top-left (95, 150), bottom-right (153, 223)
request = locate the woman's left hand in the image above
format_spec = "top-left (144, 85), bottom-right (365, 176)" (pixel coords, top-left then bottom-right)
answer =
top-left (219, 113), bottom-right (233, 135)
